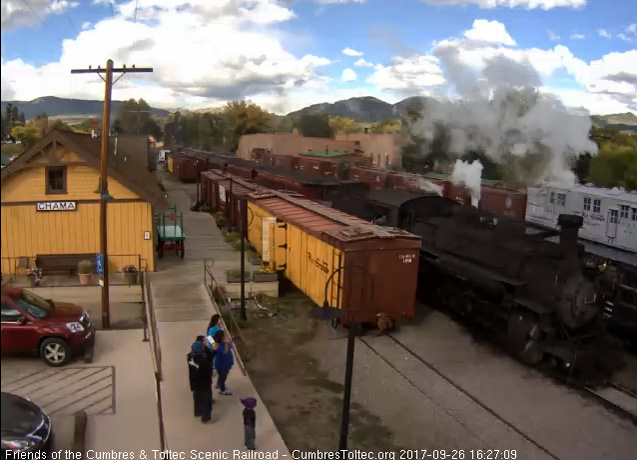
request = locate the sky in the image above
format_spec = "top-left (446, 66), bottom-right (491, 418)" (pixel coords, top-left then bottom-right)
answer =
top-left (0, 0), bottom-right (636, 115)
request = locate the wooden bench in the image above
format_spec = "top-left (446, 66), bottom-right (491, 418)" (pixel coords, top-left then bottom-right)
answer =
top-left (35, 254), bottom-right (95, 276)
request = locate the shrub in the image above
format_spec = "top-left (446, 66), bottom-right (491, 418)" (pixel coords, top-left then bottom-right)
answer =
top-left (77, 260), bottom-right (93, 274)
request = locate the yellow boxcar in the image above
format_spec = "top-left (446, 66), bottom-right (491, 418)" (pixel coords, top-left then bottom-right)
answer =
top-left (246, 192), bottom-right (421, 324)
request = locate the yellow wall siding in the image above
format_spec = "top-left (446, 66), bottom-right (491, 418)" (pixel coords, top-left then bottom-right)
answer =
top-left (285, 225), bottom-right (343, 309)
top-left (1, 166), bottom-right (140, 203)
top-left (1, 202), bottom-right (155, 274)
top-left (168, 156), bottom-right (174, 173)
top-left (245, 201), bottom-right (343, 309)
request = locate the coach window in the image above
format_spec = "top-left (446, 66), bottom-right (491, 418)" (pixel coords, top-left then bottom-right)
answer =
top-left (557, 193), bottom-right (566, 206)
top-left (550, 192), bottom-right (555, 203)
top-left (620, 205), bottom-right (629, 219)
top-left (593, 199), bottom-right (601, 213)
top-left (632, 208), bottom-right (637, 221)
top-left (610, 209), bottom-right (619, 224)
top-left (583, 197), bottom-right (591, 211)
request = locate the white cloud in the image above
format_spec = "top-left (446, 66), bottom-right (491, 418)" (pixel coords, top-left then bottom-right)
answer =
top-left (463, 19), bottom-right (516, 46)
top-left (570, 33), bottom-right (585, 39)
top-left (366, 55), bottom-right (445, 92)
top-left (354, 58), bottom-right (374, 67)
top-left (342, 47), bottom-right (363, 57)
top-left (312, 0), bottom-right (367, 4)
top-left (1, 0), bottom-right (79, 30)
top-left (598, 29), bottom-right (611, 38)
top-left (0, 0), bottom-right (332, 113)
top-left (548, 30), bottom-right (560, 41)
top-left (618, 23), bottom-right (637, 42)
top-left (418, 0), bottom-right (585, 9)
top-left (342, 68), bottom-right (358, 82)
top-left (81, 21), bottom-right (91, 30)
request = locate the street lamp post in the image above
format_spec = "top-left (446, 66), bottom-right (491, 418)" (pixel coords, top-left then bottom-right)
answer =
top-left (322, 265), bottom-right (375, 451)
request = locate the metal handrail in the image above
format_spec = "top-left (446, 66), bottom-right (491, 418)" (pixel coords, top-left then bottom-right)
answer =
top-left (203, 259), bottom-right (248, 376)
top-left (142, 272), bottom-right (162, 381)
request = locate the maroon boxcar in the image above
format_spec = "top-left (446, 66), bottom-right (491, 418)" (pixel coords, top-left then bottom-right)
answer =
top-left (254, 168), bottom-right (339, 201)
top-left (479, 186), bottom-right (527, 220)
top-left (173, 156), bottom-right (199, 182)
top-left (271, 154), bottom-right (298, 170)
top-left (349, 166), bottom-right (389, 191)
top-left (297, 157), bottom-right (337, 178)
top-left (225, 162), bottom-right (256, 180)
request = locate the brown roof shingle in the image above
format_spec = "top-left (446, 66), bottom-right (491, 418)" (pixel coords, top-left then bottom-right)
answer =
top-left (1, 129), bottom-right (168, 210)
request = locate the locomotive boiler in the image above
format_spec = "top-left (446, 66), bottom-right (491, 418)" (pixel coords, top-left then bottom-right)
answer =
top-left (416, 207), bottom-right (623, 382)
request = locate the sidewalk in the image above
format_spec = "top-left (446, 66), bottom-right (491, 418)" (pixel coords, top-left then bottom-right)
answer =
top-left (151, 181), bottom-right (289, 454)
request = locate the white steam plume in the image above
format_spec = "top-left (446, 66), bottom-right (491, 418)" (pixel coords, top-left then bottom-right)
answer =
top-left (451, 159), bottom-right (483, 207)
top-left (409, 50), bottom-right (598, 187)
top-left (416, 177), bottom-right (444, 196)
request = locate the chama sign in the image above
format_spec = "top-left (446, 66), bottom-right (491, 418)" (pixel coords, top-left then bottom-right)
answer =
top-left (36, 201), bottom-right (78, 212)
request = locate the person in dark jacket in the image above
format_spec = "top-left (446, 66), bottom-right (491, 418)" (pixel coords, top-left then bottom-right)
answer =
top-left (196, 335), bottom-right (215, 363)
top-left (212, 329), bottom-right (234, 395)
top-left (240, 397), bottom-right (257, 450)
top-left (187, 341), bottom-right (213, 422)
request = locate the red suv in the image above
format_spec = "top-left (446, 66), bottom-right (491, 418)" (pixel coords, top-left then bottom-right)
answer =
top-left (1, 288), bottom-right (95, 366)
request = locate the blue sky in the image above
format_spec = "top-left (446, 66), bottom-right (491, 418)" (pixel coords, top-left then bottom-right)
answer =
top-left (1, 0), bottom-right (635, 114)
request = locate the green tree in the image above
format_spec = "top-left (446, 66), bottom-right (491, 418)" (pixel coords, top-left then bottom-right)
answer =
top-left (50, 119), bottom-right (73, 132)
top-left (222, 101), bottom-right (273, 151)
top-left (112, 118), bottom-right (124, 134)
top-left (329, 116), bottom-right (362, 135)
top-left (11, 122), bottom-right (41, 147)
top-left (116, 99), bottom-right (152, 135)
top-left (297, 112), bottom-right (333, 138)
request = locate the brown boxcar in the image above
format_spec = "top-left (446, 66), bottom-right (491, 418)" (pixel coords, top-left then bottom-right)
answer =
top-left (173, 156), bottom-right (199, 182)
top-left (349, 166), bottom-right (389, 191)
top-left (201, 170), bottom-right (257, 228)
top-left (272, 154), bottom-right (298, 170)
top-left (479, 186), bottom-right (527, 220)
top-left (297, 157), bottom-right (337, 178)
top-left (246, 190), bottom-right (421, 325)
top-left (225, 162), bottom-right (256, 181)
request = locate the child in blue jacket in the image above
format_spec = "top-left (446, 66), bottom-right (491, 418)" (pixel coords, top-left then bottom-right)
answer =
top-left (212, 329), bottom-right (234, 395)
top-left (206, 314), bottom-right (223, 349)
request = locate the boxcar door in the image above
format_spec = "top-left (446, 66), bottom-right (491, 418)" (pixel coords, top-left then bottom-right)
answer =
top-left (273, 221), bottom-right (288, 272)
top-left (607, 208), bottom-right (619, 239)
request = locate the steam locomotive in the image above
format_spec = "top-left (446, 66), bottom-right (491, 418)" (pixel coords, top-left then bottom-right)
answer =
top-left (332, 188), bottom-right (625, 382)
top-left (416, 207), bottom-right (623, 382)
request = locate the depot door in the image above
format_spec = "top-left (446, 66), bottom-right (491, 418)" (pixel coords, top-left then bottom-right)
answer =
top-left (606, 209), bottom-right (619, 239)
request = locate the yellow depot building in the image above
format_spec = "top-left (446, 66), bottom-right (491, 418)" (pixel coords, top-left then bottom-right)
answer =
top-left (1, 129), bottom-right (168, 276)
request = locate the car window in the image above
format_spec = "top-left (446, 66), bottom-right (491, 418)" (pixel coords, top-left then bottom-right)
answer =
top-left (1, 303), bottom-right (22, 322)
top-left (14, 299), bottom-right (48, 319)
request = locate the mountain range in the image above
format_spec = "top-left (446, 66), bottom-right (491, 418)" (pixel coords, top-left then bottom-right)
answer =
top-left (1, 95), bottom-right (635, 131)
top-left (0, 96), bottom-right (170, 122)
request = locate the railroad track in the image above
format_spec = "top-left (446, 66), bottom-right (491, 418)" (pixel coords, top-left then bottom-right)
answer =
top-left (357, 333), bottom-right (562, 460)
top-left (584, 383), bottom-right (637, 423)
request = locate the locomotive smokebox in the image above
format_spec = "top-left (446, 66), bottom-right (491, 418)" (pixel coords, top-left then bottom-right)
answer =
top-left (558, 214), bottom-right (583, 256)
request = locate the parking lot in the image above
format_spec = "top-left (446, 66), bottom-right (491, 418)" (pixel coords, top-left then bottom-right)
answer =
top-left (1, 328), bottom-right (160, 451)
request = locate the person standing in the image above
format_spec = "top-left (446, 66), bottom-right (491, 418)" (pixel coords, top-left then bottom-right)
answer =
top-left (206, 314), bottom-right (224, 350)
top-left (240, 397), bottom-right (257, 450)
top-left (187, 341), bottom-right (213, 422)
top-left (212, 329), bottom-right (234, 396)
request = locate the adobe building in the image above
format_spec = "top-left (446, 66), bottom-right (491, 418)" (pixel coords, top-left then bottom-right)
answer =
top-left (1, 129), bottom-right (168, 277)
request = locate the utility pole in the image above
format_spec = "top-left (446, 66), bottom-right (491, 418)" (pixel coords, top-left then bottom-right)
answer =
top-left (129, 107), bottom-right (151, 135)
top-left (71, 60), bottom-right (153, 329)
top-left (240, 198), bottom-right (247, 321)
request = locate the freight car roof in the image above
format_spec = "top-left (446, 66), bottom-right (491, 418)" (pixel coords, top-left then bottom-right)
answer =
top-left (249, 190), bottom-right (421, 246)
top-left (368, 188), bottom-right (438, 208)
top-left (300, 150), bottom-right (353, 158)
top-left (255, 164), bottom-right (339, 185)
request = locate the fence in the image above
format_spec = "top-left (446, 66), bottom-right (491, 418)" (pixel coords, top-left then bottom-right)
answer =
top-left (140, 271), bottom-right (167, 451)
top-left (1, 254), bottom-right (147, 287)
top-left (203, 259), bottom-right (247, 375)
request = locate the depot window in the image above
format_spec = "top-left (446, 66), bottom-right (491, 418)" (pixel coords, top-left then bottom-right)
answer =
top-left (620, 205), bottom-right (629, 219)
top-left (583, 197), bottom-right (591, 211)
top-left (593, 199), bottom-right (601, 214)
top-left (610, 209), bottom-right (619, 224)
top-left (46, 166), bottom-right (67, 194)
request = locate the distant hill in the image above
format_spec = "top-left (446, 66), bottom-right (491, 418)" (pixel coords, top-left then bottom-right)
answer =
top-left (592, 112), bottom-right (637, 132)
top-left (286, 96), bottom-right (437, 123)
top-left (288, 96), bottom-right (637, 131)
top-left (0, 96), bottom-right (170, 122)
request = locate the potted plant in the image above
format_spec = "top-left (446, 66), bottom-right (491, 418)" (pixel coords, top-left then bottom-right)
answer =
top-left (77, 260), bottom-right (93, 285)
top-left (226, 269), bottom-right (251, 283)
top-left (253, 267), bottom-right (277, 283)
top-left (249, 251), bottom-right (262, 266)
top-left (26, 267), bottom-right (43, 287)
top-left (122, 264), bottom-right (138, 284)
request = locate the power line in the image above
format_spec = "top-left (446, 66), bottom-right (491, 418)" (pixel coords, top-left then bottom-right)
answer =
top-left (20, 0), bottom-right (45, 25)
top-left (110, 1), bottom-right (115, 19)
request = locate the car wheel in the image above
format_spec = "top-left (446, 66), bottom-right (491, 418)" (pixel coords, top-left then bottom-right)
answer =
top-left (40, 338), bottom-right (71, 367)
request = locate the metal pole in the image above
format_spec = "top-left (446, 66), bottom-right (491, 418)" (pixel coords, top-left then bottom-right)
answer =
top-left (240, 199), bottom-right (247, 321)
top-left (99, 59), bottom-right (114, 330)
top-left (339, 321), bottom-right (356, 451)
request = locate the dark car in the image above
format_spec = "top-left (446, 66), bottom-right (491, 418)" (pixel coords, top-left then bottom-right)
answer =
top-left (1, 392), bottom-right (52, 453)
top-left (1, 288), bottom-right (95, 366)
